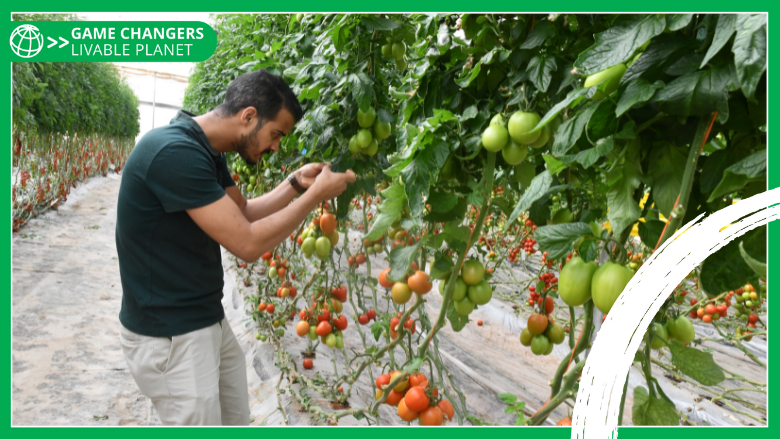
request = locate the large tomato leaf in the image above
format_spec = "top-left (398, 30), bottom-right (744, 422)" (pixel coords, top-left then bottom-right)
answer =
top-left (519, 20), bottom-right (557, 50)
top-left (606, 140), bottom-right (643, 237)
top-left (638, 218), bottom-right (666, 249)
top-left (552, 104), bottom-right (600, 156)
top-left (632, 386), bottom-right (679, 426)
top-left (700, 14), bottom-right (737, 68)
top-left (388, 240), bottom-right (422, 282)
top-left (616, 79), bottom-right (664, 116)
top-left (700, 226), bottom-right (766, 297)
top-left (668, 340), bottom-right (726, 386)
top-left (534, 222), bottom-right (593, 260)
top-left (707, 150), bottom-right (766, 202)
top-left (529, 87), bottom-right (596, 134)
top-left (362, 184), bottom-right (406, 241)
top-left (349, 72), bottom-right (374, 112)
top-left (575, 15), bottom-right (666, 75)
top-left (732, 14), bottom-right (767, 101)
top-left (621, 33), bottom-right (697, 85)
top-left (446, 301), bottom-right (469, 332)
top-left (665, 14), bottom-right (693, 31)
top-left (526, 55), bottom-right (557, 93)
top-left (587, 99), bottom-right (619, 140)
top-left (653, 64), bottom-right (731, 123)
top-left (648, 143), bottom-right (687, 217)
top-left (503, 171), bottom-right (552, 232)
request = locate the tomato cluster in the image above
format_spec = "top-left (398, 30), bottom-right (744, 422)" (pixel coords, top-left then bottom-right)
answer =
top-left (294, 285), bottom-right (351, 351)
top-left (300, 211), bottom-right (339, 260)
top-left (375, 371), bottom-right (455, 425)
top-left (437, 260), bottom-right (493, 318)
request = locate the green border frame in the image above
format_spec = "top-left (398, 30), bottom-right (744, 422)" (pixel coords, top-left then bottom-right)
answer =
top-left (4, 2), bottom-right (774, 435)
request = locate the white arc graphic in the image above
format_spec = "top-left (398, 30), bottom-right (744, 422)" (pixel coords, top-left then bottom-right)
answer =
top-left (572, 187), bottom-right (777, 437)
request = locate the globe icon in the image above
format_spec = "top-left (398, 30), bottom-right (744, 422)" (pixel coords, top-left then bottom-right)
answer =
top-left (10, 24), bottom-right (44, 58)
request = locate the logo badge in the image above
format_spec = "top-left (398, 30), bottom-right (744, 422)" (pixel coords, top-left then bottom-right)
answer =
top-left (10, 24), bottom-right (44, 58)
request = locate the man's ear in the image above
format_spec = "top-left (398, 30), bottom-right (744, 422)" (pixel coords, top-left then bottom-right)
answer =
top-left (238, 107), bottom-right (258, 127)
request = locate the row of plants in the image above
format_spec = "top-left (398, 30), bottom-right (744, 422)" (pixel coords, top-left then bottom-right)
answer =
top-left (184, 13), bottom-right (767, 426)
top-left (12, 15), bottom-right (140, 232)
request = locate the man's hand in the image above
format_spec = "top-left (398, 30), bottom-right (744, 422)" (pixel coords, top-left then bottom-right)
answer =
top-left (295, 163), bottom-right (327, 190)
top-left (309, 164), bottom-right (356, 201)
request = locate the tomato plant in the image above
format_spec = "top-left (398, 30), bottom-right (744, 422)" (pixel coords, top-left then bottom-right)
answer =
top-left (185, 13), bottom-right (767, 426)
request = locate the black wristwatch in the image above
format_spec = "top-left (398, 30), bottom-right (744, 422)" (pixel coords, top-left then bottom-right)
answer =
top-left (287, 173), bottom-right (307, 194)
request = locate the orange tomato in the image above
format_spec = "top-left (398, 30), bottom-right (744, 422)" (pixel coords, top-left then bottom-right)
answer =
top-left (397, 398), bottom-right (420, 422)
top-left (408, 270), bottom-right (433, 294)
top-left (437, 400), bottom-right (455, 422)
top-left (419, 406), bottom-right (443, 426)
top-left (378, 268), bottom-right (395, 288)
top-left (404, 386), bottom-right (430, 412)
top-left (385, 390), bottom-right (403, 406)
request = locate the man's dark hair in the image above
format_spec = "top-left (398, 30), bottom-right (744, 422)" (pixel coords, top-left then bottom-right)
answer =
top-left (215, 69), bottom-right (303, 126)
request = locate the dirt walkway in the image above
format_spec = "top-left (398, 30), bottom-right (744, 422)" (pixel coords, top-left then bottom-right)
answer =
top-left (12, 174), bottom-right (766, 426)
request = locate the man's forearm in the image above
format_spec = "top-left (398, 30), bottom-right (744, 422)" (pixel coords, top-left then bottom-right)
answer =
top-left (242, 178), bottom-right (299, 222)
top-left (242, 189), bottom-right (320, 260)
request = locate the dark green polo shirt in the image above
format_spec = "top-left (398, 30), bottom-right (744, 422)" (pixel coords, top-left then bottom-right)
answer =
top-left (116, 110), bottom-right (236, 337)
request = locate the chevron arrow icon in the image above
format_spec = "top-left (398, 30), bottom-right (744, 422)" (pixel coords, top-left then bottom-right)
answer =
top-left (58, 36), bottom-right (69, 48)
top-left (47, 36), bottom-right (58, 48)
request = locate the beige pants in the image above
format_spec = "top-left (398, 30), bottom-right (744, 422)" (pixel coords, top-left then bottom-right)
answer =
top-left (120, 318), bottom-right (249, 425)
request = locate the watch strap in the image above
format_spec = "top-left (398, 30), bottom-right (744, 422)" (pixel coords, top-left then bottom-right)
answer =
top-left (288, 173), bottom-right (307, 194)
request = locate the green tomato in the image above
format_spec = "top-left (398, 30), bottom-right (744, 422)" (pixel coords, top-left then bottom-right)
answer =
top-left (520, 327), bottom-right (533, 346)
top-left (453, 297), bottom-right (475, 316)
top-left (543, 340), bottom-right (554, 355)
top-left (558, 257), bottom-right (598, 307)
top-left (255, 332), bottom-right (262, 340)
top-left (490, 114), bottom-right (505, 127)
top-left (357, 129), bottom-right (373, 148)
top-left (302, 237), bottom-right (316, 258)
top-left (584, 64), bottom-right (627, 100)
top-left (325, 333), bottom-right (337, 347)
top-left (396, 57), bottom-right (407, 71)
top-left (259, 334), bottom-right (267, 342)
top-left (391, 41), bottom-right (406, 59)
top-left (501, 140), bottom-right (528, 165)
top-left (357, 106), bottom-right (376, 128)
top-left (467, 280), bottom-right (492, 306)
top-left (381, 44), bottom-right (392, 57)
top-left (374, 118), bottom-right (392, 140)
top-left (481, 124), bottom-right (509, 152)
top-left (276, 328), bottom-right (285, 337)
top-left (349, 135), bottom-right (361, 153)
top-left (335, 336), bottom-right (344, 349)
top-left (508, 111), bottom-right (542, 144)
top-left (528, 125), bottom-right (550, 149)
top-left (268, 267), bottom-right (278, 279)
top-left (531, 334), bottom-right (550, 355)
top-left (668, 316), bottom-right (695, 344)
top-left (315, 236), bottom-right (331, 259)
top-left (365, 246), bottom-right (375, 256)
top-left (249, 175), bottom-right (257, 185)
top-left (645, 322), bottom-right (668, 350)
top-left (363, 139), bottom-right (378, 156)
top-left (591, 262), bottom-right (635, 314)
top-left (308, 326), bottom-right (318, 340)
top-left (461, 260), bottom-right (485, 286)
top-left (546, 322), bottom-right (566, 345)
top-left (373, 243), bottom-right (382, 253)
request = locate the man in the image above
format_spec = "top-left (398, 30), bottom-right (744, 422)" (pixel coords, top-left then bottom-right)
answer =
top-left (115, 69), bottom-right (355, 425)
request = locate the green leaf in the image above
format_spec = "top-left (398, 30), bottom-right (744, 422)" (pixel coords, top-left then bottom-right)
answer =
top-left (616, 79), bottom-right (664, 116)
top-left (622, 33), bottom-right (697, 85)
top-left (361, 16), bottom-right (402, 31)
top-left (666, 14), bottom-right (693, 31)
top-left (403, 357), bottom-right (424, 373)
top-left (740, 241), bottom-right (767, 279)
top-left (520, 21), bottom-right (557, 49)
top-left (552, 104), bottom-right (600, 156)
top-left (428, 187), bottom-right (459, 213)
top-left (530, 87), bottom-right (596, 134)
top-left (388, 240), bottom-right (421, 282)
top-left (632, 386), bottom-right (679, 426)
top-left (648, 143), bottom-right (687, 217)
top-left (455, 61), bottom-right (482, 88)
top-left (498, 393), bottom-right (518, 405)
top-left (668, 340), bottom-right (726, 386)
top-left (701, 14), bottom-right (737, 68)
top-left (503, 171), bottom-right (552, 232)
top-left (446, 300), bottom-right (469, 332)
top-left (732, 14), bottom-right (767, 101)
top-left (638, 218), bottom-right (666, 249)
top-left (653, 65), bottom-right (731, 124)
top-left (534, 223), bottom-right (594, 260)
top-left (363, 185), bottom-right (407, 241)
top-left (707, 150), bottom-right (766, 202)
top-left (461, 105), bottom-right (478, 121)
top-left (700, 226), bottom-right (765, 297)
top-left (526, 55), bottom-right (557, 93)
top-left (587, 99), bottom-right (619, 140)
top-left (370, 321), bottom-right (389, 342)
top-left (607, 141), bottom-right (643, 237)
top-left (349, 72), bottom-right (373, 112)
top-left (430, 252), bottom-right (454, 280)
top-left (424, 197), bottom-right (469, 223)
top-left (575, 15), bottom-right (667, 75)
top-left (699, 149), bottom-right (731, 195)
top-left (572, 137), bottom-right (614, 169)
top-left (542, 154), bottom-right (567, 176)
top-left (433, 222), bottom-right (472, 253)
top-left (579, 239), bottom-right (598, 262)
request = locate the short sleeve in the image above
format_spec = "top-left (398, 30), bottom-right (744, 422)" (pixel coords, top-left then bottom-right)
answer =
top-left (218, 154), bottom-right (236, 188)
top-left (146, 143), bottom-right (226, 213)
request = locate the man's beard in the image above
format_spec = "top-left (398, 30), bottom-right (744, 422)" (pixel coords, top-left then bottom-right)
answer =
top-left (233, 125), bottom-right (266, 166)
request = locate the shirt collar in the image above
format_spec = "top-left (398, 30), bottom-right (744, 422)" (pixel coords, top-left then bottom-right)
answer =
top-left (172, 110), bottom-right (220, 158)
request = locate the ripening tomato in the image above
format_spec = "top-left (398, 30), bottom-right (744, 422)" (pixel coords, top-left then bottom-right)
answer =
top-left (392, 282), bottom-right (413, 305)
top-left (376, 373), bottom-right (391, 389)
top-left (408, 271), bottom-right (433, 294)
top-left (319, 212), bottom-right (337, 235)
top-left (397, 398), bottom-right (420, 422)
top-left (358, 315), bottom-right (369, 325)
top-left (367, 309), bottom-right (377, 320)
top-left (544, 295), bottom-right (555, 314)
top-left (520, 328), bottom-right (533, 346)
top-left (303, 359), bottom-right (313, 369)
top-left (419, 406), bottom-right (444, 426)
top-left (390, 371), bottom-right (409, 392)
top-left (385, 390), bottom-right (403, 406)
top-left (461, 260), bottom-right (485, 285)
top-left (437, 400), bottom-right (455, 422)
top-left (556, 417), bottom-right (572, 426)
top-left (527, 313), bottom-right (548, 335)
top-left (296, 321), bottom-right (310, 337)
top-left (408, 373), bottom-right (427, 388)
top-left (333, 315), bottom-right (348, 331)
top-left (316, 321), bottom-right (332, 337)
top-left (379, 268), bottom-right (395, 288)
